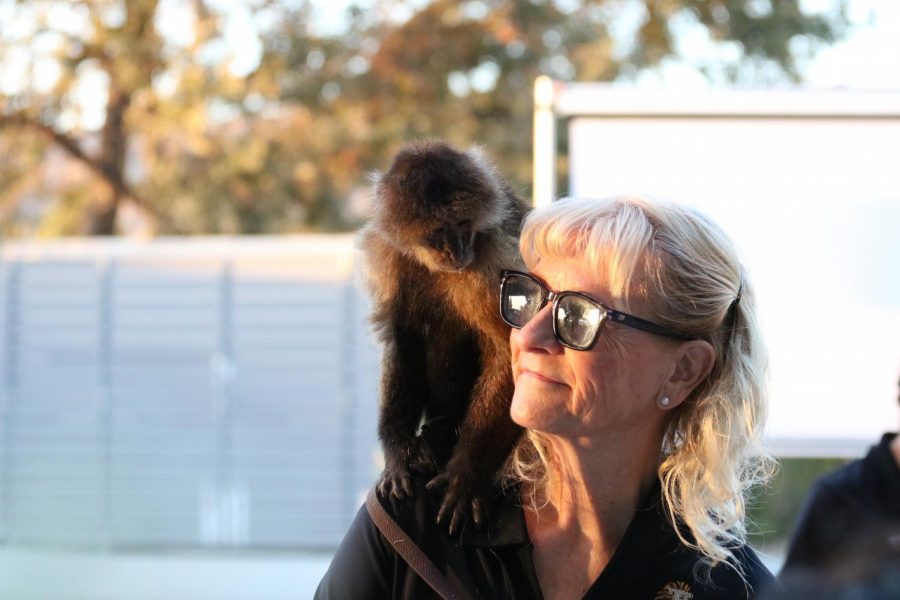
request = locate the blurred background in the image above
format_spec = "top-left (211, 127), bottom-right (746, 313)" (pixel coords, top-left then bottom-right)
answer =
top-left (0, 0), bottom-right (898, 598)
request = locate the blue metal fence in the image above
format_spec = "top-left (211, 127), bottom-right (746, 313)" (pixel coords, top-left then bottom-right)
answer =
top-left (0, 236), bottom-right (381, 550)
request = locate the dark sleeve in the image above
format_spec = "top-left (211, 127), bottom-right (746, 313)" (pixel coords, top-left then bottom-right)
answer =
top-left (779, 482), bottom-right (835, 577)
top-left (314, 503), bottom-right (394, 600)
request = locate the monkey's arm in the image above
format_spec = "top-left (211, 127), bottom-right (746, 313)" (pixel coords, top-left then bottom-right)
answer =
top-left (428, 336), bottom-right (522, 533)
top-left (376, 321), bottom-right (430, 499)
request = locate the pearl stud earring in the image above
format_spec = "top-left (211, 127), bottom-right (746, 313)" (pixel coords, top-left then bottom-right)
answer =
top-left (659, 396), bottom-right (671, 408)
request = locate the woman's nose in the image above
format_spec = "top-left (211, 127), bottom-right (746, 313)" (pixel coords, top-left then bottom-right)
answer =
top-left (512, 303), bottom-right (560, 352)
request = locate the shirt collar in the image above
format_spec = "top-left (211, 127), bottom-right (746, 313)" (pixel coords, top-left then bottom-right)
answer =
top-left (457, 478), bottom-right (667, 549)
top-left (457, 484), bottom-right (531, 547)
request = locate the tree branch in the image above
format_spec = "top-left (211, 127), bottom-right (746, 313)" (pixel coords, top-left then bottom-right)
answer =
top-left (0, 111), bottom-right (182, 233)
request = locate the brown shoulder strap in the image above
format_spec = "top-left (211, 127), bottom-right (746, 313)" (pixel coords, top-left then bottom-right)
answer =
top-left (365, 487), bottom-right (465, 600)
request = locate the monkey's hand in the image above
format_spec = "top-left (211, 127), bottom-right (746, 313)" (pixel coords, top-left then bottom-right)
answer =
top-left (377, 456), bottom-right (415, 500)
top-left (426, 470), bottom-right (487, 536)
top-left (377, 435), bottom-right (437, 499)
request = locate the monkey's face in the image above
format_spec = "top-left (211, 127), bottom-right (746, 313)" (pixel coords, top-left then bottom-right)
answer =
top-left (414, 218), bottom-right (476, 272)
top-left (376, 140), bottom-right (500, 272)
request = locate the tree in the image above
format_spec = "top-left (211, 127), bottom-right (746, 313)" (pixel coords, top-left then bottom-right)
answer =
top-left (1, 0), bottom-right (170, 234)
top-left (0, 0), bottom-right (848, 236)
top-left (0, 0), bottom-right (303, 235)
top-left (269, 0), bottom-right (848, 203)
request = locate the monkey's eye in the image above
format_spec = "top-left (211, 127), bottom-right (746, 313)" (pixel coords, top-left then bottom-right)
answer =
top-left (425, 228), bottom-right (446, 247)
top-left (456, 219), bottom-right (472, 232)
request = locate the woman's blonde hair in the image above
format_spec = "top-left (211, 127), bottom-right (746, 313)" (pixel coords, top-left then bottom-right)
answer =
top-left (506, 195), bottom-right (775, 576)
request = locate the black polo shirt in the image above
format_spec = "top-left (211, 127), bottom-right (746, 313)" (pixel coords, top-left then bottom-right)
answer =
top-left (315, 474), bottom-right (776, 599)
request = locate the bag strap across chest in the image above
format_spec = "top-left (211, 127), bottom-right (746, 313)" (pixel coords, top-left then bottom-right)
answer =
top-left (365, 487), bottom-right (468, 600)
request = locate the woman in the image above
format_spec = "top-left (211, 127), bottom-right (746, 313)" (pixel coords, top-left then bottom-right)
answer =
top-left (316, 195), bottom-right (777, 599)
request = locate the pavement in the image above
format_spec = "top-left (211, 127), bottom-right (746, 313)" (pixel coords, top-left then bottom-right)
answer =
top-left (0, 547), bottom-right (333, 600)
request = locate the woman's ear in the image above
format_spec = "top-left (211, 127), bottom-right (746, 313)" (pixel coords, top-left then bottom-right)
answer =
top-left (661, 341), bottom-right (715, 410)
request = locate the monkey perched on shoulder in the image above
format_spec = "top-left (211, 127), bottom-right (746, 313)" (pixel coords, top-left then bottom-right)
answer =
top-left (359, 139), bottom-right (529, 533)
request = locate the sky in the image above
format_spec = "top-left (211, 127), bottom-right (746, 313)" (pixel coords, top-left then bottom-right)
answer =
top-left (623, 0), bottom-right (900, 89)
top-left (794, 0), bottom-right (900, 89)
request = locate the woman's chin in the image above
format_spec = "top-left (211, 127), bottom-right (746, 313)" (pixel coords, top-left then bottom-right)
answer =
top-left (510, 387), bottom-right (564, 431)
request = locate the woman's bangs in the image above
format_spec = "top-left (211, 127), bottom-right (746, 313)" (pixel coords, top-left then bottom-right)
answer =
top-left (520, 198), bottom-right (655, 306)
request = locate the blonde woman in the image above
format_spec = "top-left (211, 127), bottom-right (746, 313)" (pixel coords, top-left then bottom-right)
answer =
top-left (317, 195), bottom-right (778, 599)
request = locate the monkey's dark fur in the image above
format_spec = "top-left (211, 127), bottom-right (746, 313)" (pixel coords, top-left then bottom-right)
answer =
top-left (359, 139), bottom-right (529, 533)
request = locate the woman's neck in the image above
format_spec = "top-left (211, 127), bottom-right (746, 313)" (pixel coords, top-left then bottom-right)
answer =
top-left (540, 433), bottom-right (660, 539)
top-left (524, 432), bottom-right (662, 599)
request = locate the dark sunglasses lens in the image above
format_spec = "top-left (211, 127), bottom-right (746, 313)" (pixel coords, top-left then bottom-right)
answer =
top-left (502, 275), bottom-right (544, 327)
top-left (556, 294), bottom-right (603, 349)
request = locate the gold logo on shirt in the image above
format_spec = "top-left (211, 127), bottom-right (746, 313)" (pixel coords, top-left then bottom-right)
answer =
top-left (655, 580), bottom-right (693, 600)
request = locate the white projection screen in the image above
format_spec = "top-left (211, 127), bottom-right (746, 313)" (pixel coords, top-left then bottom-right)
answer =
top-left (546, 85), bottom-right (900, 456)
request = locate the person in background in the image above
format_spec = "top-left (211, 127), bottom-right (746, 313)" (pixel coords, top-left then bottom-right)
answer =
top-left (316, 196), bottom-right (779, 599)
top-left (777, 376), bottom-right (900, 597)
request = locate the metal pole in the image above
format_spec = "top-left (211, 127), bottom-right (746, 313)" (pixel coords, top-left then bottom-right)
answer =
top-left (532, 75), bottom-right (558, 207)
top-left (216, 259), bottom-right (237, 546)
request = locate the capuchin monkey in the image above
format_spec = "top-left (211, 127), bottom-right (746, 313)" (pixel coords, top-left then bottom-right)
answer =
top-left (359, 139), bottom-right (529, 533)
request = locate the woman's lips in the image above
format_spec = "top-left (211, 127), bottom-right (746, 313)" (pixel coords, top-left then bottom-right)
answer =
top-left (518, 368), bottom-right (564, 385)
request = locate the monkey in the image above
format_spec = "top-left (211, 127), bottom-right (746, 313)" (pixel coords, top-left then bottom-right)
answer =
top-left (358, 139), bottom-right (529, 534)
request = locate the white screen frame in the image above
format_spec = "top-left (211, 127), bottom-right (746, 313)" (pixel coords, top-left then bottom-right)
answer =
top-left (533, 81), bottom-right (900, 457)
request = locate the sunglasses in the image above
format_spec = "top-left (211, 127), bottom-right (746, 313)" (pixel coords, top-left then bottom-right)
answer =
top-left (499, 270), bottom-right (693, 350)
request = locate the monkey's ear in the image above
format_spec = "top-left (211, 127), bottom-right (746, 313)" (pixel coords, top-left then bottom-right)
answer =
top-left (465, 145), bottom-right (503, 193)
top-left (366, 170), bottom-right (384, 189)
top-left (465, 144), bottom-right (491, 169)
top-left (367, 170), bottom-right (387, 212)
